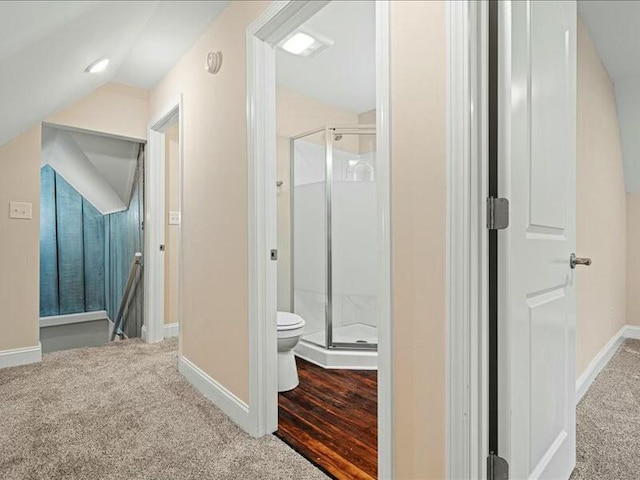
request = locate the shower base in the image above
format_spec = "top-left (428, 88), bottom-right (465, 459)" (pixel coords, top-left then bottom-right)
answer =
top-left (294, 323), bottom-right (378, 370)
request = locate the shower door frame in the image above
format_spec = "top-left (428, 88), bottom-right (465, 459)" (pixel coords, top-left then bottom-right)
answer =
top-left (290, 125), bottom-right (378, 351)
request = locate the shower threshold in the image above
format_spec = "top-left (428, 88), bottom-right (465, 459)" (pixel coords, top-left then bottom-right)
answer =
top-left (294, 323), bottom-right (378, 370)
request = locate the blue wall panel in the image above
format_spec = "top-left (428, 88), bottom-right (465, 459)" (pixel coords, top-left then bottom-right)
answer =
top-left (106, 168), bottom-right (143, 337)
top-left (39, 166), bottom-right (59, 317)
top-left (82, 199), bottom-right (105, 312)
top-left (55, 174), bottom-right (85, 315)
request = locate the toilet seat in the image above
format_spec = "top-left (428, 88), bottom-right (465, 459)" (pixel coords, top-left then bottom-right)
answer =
top-left (277, 312), bottom-right (305, 331)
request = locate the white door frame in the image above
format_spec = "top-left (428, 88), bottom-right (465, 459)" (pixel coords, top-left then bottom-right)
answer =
top-left (246, 0), bottom-right (393, 476)
top-left (447, 1), bottom-right (490, 479)
top-left (144, 95), bottom-right (184, 344)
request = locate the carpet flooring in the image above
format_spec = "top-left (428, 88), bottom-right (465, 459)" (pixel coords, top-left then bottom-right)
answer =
top-left (0, 339), bottom-right (328, 480)
top-left (572, 338), bottom-right (640, 479)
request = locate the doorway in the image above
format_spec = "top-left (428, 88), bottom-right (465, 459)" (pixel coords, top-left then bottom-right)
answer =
top-left (247, 0), bottom-right (391, 478)
top-left (38, 123), bottom-right (145, 353)
top-left (145, 98), bottom-right (183, 344)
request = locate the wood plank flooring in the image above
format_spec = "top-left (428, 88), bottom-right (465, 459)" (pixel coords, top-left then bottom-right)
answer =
top-left (276, 358), bottom-right (378, 480)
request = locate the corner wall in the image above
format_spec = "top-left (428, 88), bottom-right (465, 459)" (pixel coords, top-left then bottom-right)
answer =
top-left (576, 19), bottom-right (627, 377)
top-left (0, 126), bottom-right (42, 352)
top-left (627, 194), bottom-right (640, 325)
top-left (149, 1), bottom-right (270, 404)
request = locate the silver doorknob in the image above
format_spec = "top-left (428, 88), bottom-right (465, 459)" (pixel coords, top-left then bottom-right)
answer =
top-left (570, 253), bottom-right (591, 269)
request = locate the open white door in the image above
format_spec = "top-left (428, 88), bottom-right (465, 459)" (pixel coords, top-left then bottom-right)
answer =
top-left (498, 1), bottom-right (577, 479)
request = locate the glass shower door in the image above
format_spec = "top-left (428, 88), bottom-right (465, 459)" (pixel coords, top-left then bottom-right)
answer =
top-left (292, 129), bottom-right (327, 348)
top-left (329, 127), bottom-right (378, 349)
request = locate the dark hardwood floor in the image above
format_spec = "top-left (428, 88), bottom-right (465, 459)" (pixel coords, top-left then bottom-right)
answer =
top-left (276, 358), bottom-right (377, 480)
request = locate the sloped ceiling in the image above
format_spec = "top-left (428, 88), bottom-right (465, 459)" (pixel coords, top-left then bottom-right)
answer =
top-left (0, 1), bottom-right (228, 146)
top-left (579, 2), bottom-right (640, 192)
top-left (42, 125), bottom-right (140, 215)
top-left (276, 0), bottom-right (375, 114)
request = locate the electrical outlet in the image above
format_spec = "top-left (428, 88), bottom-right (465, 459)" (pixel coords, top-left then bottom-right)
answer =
top-left (169, 211), bottom-right (181, 225)
top-left (9, 201), bottom-right (32, 219)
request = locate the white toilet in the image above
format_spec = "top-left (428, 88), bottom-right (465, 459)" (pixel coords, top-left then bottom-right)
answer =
top-left (277, 311), bottom-right (305, 392)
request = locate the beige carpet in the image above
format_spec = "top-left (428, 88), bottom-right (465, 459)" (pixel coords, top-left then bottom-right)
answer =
top-left (0, 339), bottom-right (328, 480)
top-left (571, 338), bottom-right (640, 479)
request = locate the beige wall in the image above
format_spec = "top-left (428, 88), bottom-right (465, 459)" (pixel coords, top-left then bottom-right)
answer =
top-left (0, 83), bottom-right (149, 354)
top-left (275, 87), bottom-right (360, 311)
top-left (149, 1), bottom-right (270, 403)
top-left (47, 82), bottom-right (149, 141)
top-left (576, 19), bottom-right (627, 376)
top-left (391, 2), bottom-right (447, 478)
top-left (627, 194), bottom-right (640, 325)
top-left (165, 124), bottom-right (180, 325)
top-left (0, 126), bottom-right (42, 351)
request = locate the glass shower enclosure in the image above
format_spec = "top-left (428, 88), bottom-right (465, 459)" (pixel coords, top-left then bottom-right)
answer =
top-left (291, 125), bottom-right (378, 351)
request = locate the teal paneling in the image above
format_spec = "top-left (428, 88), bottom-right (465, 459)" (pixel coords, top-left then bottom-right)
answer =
top-left (55, 174), bottom-right (85, 315)
top-left (82, 199), bottom-right (105, 312)
top-left (39, 165), bottom-right (59, 317)
top-left (106, 160), bottom-right (144, 338)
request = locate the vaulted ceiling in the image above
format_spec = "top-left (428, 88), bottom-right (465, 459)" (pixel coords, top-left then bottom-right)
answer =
top-left (0, 1), bottom-right (228, 146)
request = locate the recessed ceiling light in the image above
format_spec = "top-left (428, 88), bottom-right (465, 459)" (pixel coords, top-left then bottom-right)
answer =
top-left (279, 30), bottom-right (333, 58)
top-left (85, 57), bottom-right (109, 74)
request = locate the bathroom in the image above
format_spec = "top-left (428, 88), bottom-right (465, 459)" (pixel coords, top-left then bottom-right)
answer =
top-left (272, 1), bottom-right (379, 478)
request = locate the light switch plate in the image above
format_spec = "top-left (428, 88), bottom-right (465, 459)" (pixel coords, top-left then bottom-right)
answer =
top-left (9, 201), bottom-right (32, 219)
top-left (169, 211), bottom-right (181, 225)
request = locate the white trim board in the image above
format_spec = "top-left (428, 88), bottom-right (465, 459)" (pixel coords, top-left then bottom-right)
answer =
top-left (576, 325), bottom-right (640, 403)
top-left (164, 322), bottom-right (179, 338)
top-left (142, 323), bottom-right (179, 341)
top-left (446, 1), bottom-right (488, 479)
top-left (0, 343), bottom-right (42, 369)
top-left (178, 356), bottom-right (251, 433)
top-left (39, 310), bottom-right (108, 328)
top-left (145, 94), bottom-right (184, 345)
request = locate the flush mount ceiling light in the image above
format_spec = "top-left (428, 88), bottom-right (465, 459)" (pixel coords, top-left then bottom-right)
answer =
top-left (279, 30), bottom-right (333, 58)
top-left (85, 57), bottom-right (109, 74)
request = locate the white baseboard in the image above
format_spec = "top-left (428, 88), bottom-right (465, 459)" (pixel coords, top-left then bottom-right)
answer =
top-left (178, 355), bottom-right (251, 434)
top-left (576, 324), bottom-right (640, 402)
top-left (141, 325), bottom-right (147, 342)
top-left (164, 322), bottom-right (179, 338)
top-left (0, 343), bottom-right (42, 369)
top-left (623, 324), bottom-right (640, 340)
top-left (40, 310), bottom-right (108, 328)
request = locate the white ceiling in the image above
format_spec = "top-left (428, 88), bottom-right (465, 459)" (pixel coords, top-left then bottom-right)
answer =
top-left (276, 0), bottom-right (375, 114)
top-left (579, 2), bottom-right (640, 192)
top-left (42, 125), bottom-right (140, 215)
top-left (0, 1), bottom-right (228, 146)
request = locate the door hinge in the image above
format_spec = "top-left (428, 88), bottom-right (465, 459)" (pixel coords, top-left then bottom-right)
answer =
top-left (487, 197), bottom-right (509, 230)
top-left (487, 453), bottom-right (509, 480)
top-left (270, 249), bottom-right (278, 261)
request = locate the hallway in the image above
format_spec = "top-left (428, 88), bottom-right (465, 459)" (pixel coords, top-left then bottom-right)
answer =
top-left (0, 339), bottom-right (327, 480)
top-left (572, 339), bottom-right (640, 479)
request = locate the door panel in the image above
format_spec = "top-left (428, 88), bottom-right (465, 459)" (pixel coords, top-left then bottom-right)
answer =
top-left (499, 1), bottom-right (576, 479)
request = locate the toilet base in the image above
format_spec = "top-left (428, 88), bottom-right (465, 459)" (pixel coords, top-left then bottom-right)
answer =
top-left (278, 350), bottom-right (299, 392)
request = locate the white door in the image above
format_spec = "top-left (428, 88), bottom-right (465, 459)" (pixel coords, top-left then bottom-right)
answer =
top-left (498, 1), bottom-right (577, 479)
